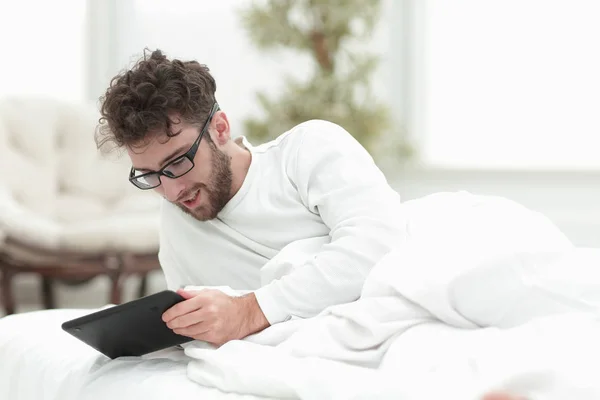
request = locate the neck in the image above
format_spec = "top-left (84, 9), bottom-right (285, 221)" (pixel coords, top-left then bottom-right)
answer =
top-left (228, 138), bottom-right (252, 199)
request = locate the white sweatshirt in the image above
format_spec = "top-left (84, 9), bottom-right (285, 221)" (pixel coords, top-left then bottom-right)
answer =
top-left (158, 119), bottom-right (406, 325)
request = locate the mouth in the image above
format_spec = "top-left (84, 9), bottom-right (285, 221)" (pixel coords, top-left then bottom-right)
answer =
top-left (180, 189), bottom-right (201, 209)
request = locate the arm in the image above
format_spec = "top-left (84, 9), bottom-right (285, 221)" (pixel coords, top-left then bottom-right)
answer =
top-left (254, 120), bottom-right (407, 325)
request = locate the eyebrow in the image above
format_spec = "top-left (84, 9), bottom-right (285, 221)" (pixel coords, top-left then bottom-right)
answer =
top-left (132, 144), bottom-right (190, 172)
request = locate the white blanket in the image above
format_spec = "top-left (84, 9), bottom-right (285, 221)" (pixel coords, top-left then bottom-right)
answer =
top-left (184, 192), bottom-right (600, 399)
top-left (3, 192), bottom-right (600, 400)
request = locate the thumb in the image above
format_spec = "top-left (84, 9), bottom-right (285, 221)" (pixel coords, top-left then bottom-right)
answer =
top-left (481, 393), bottom-right (527, 400)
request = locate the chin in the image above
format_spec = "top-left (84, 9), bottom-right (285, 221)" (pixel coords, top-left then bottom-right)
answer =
top-left (192, 210), bottom-right (214, 222)
top-left (177, 203), bottom-right (216, 222)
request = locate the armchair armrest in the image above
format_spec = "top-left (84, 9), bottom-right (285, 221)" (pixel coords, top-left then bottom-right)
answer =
top-left (0, 187), bottom-right (61, 251)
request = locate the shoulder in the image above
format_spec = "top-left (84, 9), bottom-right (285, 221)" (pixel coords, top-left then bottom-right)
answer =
top-left (252, 119), bottom-right (367, 158)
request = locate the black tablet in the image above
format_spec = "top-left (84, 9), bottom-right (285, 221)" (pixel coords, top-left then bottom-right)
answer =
top-left (61, 290), bottom-right (194, 359)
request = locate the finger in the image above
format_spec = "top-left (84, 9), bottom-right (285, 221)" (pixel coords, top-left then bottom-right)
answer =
top-left (482, 393), bottom-right (527, 400)
top-left (174, 321), bottom-right (210, 339)
top-left (167, 308), bottom-right (205, 329)
top-left (176, 289), bottom-right (199, 300)
top-left (162, 296), bottom-right (205, 323)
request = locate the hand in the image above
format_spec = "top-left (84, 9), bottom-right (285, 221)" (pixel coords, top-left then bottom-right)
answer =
top-left (162, 289), bottom-right (270, 346)
top-left (481, 393), bottom-right (527, 400)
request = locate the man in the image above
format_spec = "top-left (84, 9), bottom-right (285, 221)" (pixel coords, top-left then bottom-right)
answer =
top-left (95, 49), bottom-right (406, 346)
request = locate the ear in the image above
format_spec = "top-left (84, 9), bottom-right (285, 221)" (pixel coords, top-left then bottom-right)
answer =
top-left (212, 111), bottom-right (231, 146)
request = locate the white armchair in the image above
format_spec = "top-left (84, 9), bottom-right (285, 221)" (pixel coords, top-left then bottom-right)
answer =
top-left (0, 97), bottom-right (163, 314)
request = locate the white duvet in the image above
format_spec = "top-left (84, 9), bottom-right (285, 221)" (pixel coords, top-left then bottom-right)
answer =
top-left (2, 192), bottom-right (600, 400)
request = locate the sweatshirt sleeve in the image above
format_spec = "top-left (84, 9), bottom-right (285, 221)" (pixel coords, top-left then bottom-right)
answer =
top-left (253, 120), bottom-right (407, 325)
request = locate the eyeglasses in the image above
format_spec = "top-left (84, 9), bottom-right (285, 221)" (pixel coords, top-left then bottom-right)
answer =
top-left (129, 102), bottom-right (220, 190)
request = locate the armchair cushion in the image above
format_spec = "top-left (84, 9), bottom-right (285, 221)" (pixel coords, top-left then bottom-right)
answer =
top-left (0, 97), bottom-right (161, 262)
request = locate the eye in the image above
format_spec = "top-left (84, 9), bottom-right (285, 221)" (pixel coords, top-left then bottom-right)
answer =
top-left (163, 156), bottom-right (192, 178)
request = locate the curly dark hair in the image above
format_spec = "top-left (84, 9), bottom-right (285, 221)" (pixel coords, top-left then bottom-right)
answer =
top-left (95, 48), bottom-right (217, 151)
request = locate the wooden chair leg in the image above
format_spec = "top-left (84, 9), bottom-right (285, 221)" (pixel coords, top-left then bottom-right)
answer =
top-left (138, 274), bottom-right (148, 298)
top-left (41, 276), bottom-right (56, 309)
top-left (104, 254), bottom-right (124, 305)
top-left (1, 267), bottom-right (16, 315)
top-left (109, 272), bottom-right (123, 305)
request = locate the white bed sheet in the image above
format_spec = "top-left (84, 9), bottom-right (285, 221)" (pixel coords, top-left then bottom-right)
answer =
top-left (0, 309), bottom-right (267, 400)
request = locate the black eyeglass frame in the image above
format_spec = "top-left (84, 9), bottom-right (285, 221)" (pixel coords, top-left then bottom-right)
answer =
top-left (128, 102), bottom-right (220, 190)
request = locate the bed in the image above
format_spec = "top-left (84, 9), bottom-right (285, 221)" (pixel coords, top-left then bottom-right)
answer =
top-left (0, 308), bottom-right (266, 400)
top-left (2, 304), bottom-right (600, 400)
top-left (3, 192), bottom-right (600, 399)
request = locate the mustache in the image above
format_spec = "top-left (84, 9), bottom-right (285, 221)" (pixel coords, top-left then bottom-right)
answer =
top-left (175, 184), bottom-right (205, 203)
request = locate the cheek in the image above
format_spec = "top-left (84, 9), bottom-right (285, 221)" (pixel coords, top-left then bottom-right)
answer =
top-left (191, 161), bottom-right (213, 182)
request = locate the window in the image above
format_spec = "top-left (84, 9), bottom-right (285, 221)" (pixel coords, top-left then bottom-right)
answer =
top-left (0, 1), bottom-right (87, 102)
top-left (411, 0), bottom-right (600, 169)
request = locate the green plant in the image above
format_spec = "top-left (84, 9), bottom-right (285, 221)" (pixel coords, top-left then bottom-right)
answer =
top-left (239, 0), bottom-right (411, 159)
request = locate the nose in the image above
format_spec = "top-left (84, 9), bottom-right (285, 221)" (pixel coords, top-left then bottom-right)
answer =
top-left (160, 177), bottom-right (186, 202)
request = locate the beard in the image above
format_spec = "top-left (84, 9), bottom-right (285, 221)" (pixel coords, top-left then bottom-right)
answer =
top-left (176, 141), bottom-right (233, 221)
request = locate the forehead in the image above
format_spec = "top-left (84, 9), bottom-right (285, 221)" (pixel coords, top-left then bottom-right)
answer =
top-left (127, 119), bottom-right (199, 171)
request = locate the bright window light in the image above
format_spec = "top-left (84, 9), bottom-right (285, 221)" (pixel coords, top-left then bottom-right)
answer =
top-left (0, 1), bottom-right (87, 102)
top-left (419, 0), bottom-right (600, 169)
